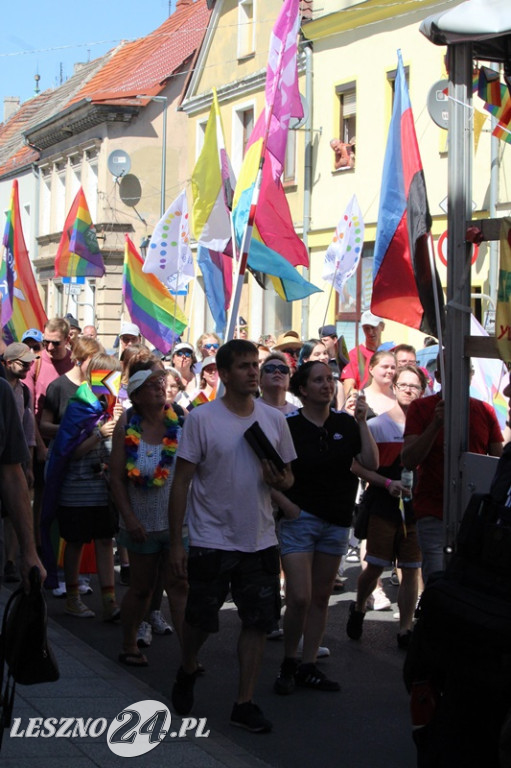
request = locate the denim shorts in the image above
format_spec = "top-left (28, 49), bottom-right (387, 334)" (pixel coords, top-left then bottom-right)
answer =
top-left (278, 510), bottom-right (350, 557)
top-left (117, 528), bottom-right (171, 555)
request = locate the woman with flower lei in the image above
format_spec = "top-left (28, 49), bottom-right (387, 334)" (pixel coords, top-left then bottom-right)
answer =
top-left (110, 359), bottom-right (188, 667)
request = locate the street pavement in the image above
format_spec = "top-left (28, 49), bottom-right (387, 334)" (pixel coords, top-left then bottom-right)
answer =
top-left (1, 560), bottom-right (417, 768)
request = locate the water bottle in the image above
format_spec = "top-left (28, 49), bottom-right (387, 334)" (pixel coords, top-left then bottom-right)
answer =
top-left (401, 468), bottom-right (413, 499)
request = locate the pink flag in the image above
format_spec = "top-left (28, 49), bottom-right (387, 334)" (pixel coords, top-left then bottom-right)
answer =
top-left (264, 0), bottom-right (303, 176)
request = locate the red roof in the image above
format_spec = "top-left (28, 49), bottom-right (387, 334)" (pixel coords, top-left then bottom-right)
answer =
top-left (69, 0), bottom-right (211, 106)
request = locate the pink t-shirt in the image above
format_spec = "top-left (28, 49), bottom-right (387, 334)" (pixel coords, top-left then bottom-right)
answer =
top-left (177, 398), bottom-right (296, 552)
top-left (340, 344), bottom-right (373, 389)
top-left (26, 349), bottom-right (73, 419)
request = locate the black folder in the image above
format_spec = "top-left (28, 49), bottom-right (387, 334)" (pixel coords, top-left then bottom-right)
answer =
top-left (244, 421), bottom-right (286, 472)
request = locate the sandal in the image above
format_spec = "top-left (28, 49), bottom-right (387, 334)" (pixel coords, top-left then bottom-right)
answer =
top-left (118, 651), bottom-right (148, 667)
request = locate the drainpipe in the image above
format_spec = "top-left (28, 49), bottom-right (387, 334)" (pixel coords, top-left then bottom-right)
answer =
top-left (301, 42), bottom-right (313, 340)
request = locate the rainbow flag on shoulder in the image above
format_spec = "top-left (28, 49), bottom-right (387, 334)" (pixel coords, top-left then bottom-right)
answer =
top-left (123, 235), bottom-right (187, 354)
top-left (55, 187), bottom-right (105, 278)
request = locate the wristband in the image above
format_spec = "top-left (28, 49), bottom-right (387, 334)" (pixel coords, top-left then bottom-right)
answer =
top-left (384, 478), bottom-right (392, 490)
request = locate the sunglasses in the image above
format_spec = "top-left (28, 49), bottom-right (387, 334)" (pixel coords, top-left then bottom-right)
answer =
top-left (42, 339), bottom-right (61, 347)
top-left (282, 348), bottom-right (299, 357)
top-left (203, 343), bottom-right (219, 350)
top-left (14, 360), bottom-right (31, 368)
top-left (24, 343), bottom-right (41, 351)
top-left (262, 363), bottom-right (290, 375)
top-left (175, 349), bottom-right (192, 358)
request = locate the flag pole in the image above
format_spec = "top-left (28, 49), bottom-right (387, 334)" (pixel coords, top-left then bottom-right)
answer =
top-left (427, 233), bottom-right (445, 385)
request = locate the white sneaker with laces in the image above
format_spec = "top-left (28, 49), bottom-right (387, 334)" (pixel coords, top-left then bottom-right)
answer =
top-left (345, 546), bottom-right (360, 563)
top-left (370, 586), bottom-right (392, 611)
top-left (149, 610), bottom-right (173, 635)
top-left (297, 636), bottom-right (331, 659)
top-left (137, 621), bottom-right (152, 648)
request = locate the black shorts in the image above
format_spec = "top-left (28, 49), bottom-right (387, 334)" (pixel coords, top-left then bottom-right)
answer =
top-left (57, 505), bottom-right (116, 544)
top-left (185, 545), bottom-right (280, 634)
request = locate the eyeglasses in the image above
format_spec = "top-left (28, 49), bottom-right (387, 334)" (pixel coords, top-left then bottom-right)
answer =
top-left (175, 350), bottom-right (192, 358)
top-left (42, 339), bottom-right (61, 347)
top-left (262, 363), bottom-right (290, 375)
top-left (203, 343), bottom-right (219, 351)
top-left (395, 383), bottom-right (422, 392)
top-left (282, 348), bottom-right (299, 357)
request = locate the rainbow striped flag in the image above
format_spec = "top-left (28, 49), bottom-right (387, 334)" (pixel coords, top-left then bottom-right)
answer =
top-left (123, 235), bottom-right (187, 354)
top-left (55, 187), bottom-right (105, 278)
top-left (90, 368), bottom-right (122, 415)
top-left (186, 391), bottom-right (209, 411)
top-left (478, 66), bottom-right (501, 107)
top-left (1, 179), bottom-right (47, 339)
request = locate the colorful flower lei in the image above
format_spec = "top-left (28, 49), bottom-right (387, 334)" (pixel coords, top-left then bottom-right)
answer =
top-left (125, 405), bottom-right (179, 488)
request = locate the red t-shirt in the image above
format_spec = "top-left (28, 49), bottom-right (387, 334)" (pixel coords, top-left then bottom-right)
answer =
top-left (403, 393), bottom-right (503, 520)
top-left (340, 344), bottom-right (373, 389)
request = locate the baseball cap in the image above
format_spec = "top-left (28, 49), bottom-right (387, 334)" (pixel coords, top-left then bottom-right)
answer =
top-left (172, 342), bottom-right (194, 355)
top-left (318, 324), bottom-right (337, 338)
top-left (120, 322), bottom-right (141, 338)
top-left (3, 342), bottom-right (39, 363)
top-left (65, 313), bottom-right (81, 331)
top-left (127, 369), bottom-right (163, 397)
top-left (201, 355), bottom-right (217, 369)
top-left (360, 310), bottom-right (384, 327)
top-left (21, 328), bottom-right (44, 343)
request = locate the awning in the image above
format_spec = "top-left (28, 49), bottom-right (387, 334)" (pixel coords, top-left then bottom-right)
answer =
top-left (420, 0), bottom-right (511, 62)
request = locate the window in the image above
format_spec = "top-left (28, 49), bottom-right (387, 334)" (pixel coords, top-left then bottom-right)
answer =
top-left (387, 65), bottom-right (410, 109)
top-left (238, 0), bottom-right (255, 59)
top-left (283, 128), bottom-right (296, 184)
top-left (336, 83), bottom-right (356, 145)
top-left (335, 244), bottom-right (374, 322)
top-left (232, 105), bottom-right (254, 174)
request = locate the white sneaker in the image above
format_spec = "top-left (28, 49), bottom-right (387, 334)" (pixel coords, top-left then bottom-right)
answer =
top-left (346, 546), bottom-right (360, 563)
top-left (149, 610), bottom-right (173, 635)
top-left (297, 636), bottom-right (331, 659)
top-left (64, 597), bottom-right (95, 618)
top-left (367, 586), bottom-right (392, 612)
top-left (52, 581), bottom-right (67, 598)
top-left (136, 621), bottom-right (152, 648)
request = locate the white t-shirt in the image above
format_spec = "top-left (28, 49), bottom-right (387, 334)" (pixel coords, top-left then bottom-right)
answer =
top-left (177, 397), bottom-right (296, 552)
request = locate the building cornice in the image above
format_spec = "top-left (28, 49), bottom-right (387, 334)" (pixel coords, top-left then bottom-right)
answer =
top-left (303, 0), bottom-right (454, 40)
top-left (181, 51), bottom-right (307, 116)
top-left (24, 100), bottom-right (140, 151)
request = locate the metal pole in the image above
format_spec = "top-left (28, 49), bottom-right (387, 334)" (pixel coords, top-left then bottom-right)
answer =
top-left (444, 42), bottom-right (473, 555)
top-left (488, 62), bottom-right (500, 308)
top-left (301, 43), bottom-right (313, 340)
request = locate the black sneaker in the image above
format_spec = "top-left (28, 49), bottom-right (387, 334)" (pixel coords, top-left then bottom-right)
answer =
top-left (230, 701), bottom-right (272, 733)
top-left (274, 657), bottom-right (298, 695)
top-left (171, 666), bottom-right (198, 715)
top-left (346, 601), bottom-right (365, 640)
top-left (295, 663), bottom-right (340, 692)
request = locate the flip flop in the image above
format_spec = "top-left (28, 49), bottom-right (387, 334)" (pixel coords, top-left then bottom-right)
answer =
top-left (118, 651), bottom-right (148, 667)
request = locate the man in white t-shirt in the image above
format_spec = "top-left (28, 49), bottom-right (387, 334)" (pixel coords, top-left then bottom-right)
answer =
top-left (169, 340), bottom-right (296, 733)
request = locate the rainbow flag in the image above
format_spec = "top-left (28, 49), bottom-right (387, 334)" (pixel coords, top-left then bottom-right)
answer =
top-left (478, 66), bottom-right (501, 107)
top-left (123, 235), bottom-right (187, 354)
top-left (1, 179), bottom-right (47, 339)
top-left (484, 83), bottom-right (511, 144)
top-left (186, 391), bottom-right (209, 411)
top-left (90, 368), bottom-right (122, 415)
top-left (55, 187), bottom-right (105, 278)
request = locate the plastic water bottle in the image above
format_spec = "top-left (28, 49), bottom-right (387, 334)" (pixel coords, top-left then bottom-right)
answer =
top-left (401, 469), bottom-right (413, 499)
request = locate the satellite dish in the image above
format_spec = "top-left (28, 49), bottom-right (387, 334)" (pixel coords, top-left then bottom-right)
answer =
top-left (119, 174), bottom-right (142, 207)
top-left (427, 80), bottom-right (449, 130)
top-left (107, 149), bottom-right (131, 178)
top-left (289, 94), bottom-right (309, 130)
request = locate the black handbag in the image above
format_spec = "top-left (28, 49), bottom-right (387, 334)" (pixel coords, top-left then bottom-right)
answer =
top-left (0, 566), bottom-right (60, 746)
